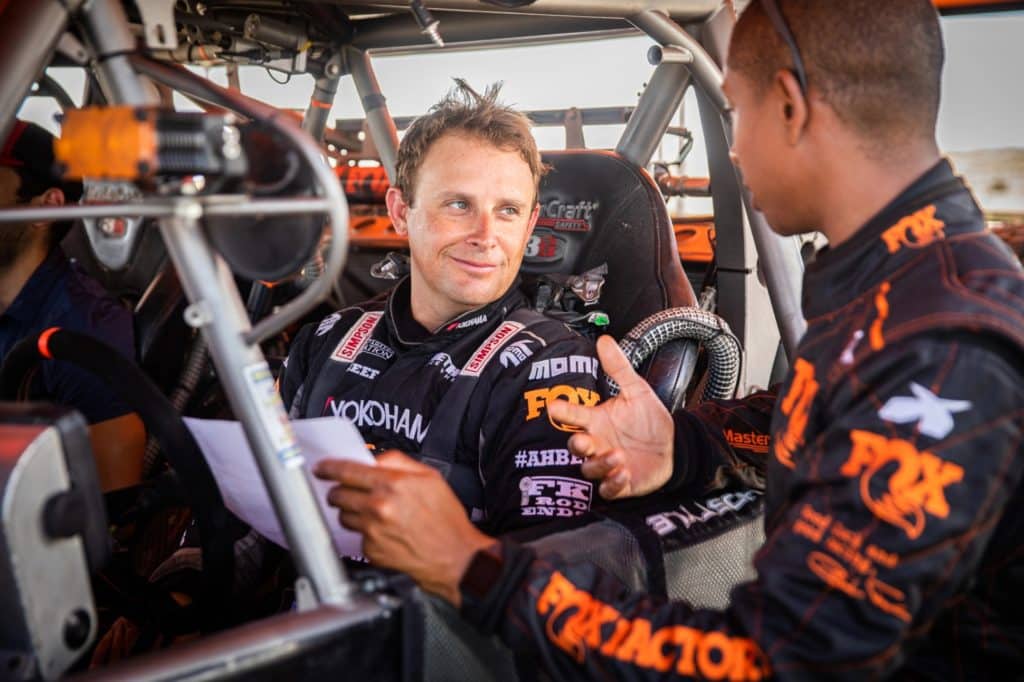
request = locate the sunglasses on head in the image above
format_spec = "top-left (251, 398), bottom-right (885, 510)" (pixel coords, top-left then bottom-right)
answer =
top-left (760, 0), bottom-right (808, 95)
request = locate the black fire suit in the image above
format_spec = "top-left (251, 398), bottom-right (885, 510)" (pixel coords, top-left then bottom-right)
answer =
top-left (280, 277), bottom-right (604, 534)
top-left (457, 160), bottom-right (1024, 679)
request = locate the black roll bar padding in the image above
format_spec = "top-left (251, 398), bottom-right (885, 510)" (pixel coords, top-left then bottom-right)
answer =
top-left (0, 328), bottom-right (235, 631)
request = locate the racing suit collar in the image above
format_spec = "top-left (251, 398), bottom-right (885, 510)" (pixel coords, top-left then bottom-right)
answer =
top-left (801, 158), bottom-right (979, 320)
top-left (384, 275), bottom-right (528, 348)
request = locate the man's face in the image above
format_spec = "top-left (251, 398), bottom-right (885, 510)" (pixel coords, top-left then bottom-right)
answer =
top-left (722, 67), bottom-right (809, 237)
top-left (387, 132), bottom-right (539, 328)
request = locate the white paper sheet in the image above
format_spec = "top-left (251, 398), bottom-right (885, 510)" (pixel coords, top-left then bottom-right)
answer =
top-left (184, 416), bottom-right (374, 558)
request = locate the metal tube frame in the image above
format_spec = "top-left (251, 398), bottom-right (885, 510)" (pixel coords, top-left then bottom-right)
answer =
top-left (615, 63), bottom-right (691, 168)
top-left (345, 47), bottom-right (401, 184)
top-left (630, 9), bottom-right (807, 360)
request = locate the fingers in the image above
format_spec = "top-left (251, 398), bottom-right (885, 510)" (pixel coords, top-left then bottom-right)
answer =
top-left (596, 335), bottom-right (647, 398)
top-left (598, 465), bottom-right (630, 500)
top-left (313, 459), bottom-right (377, 491)
top-left (548, 399), bottom-right (594, 433)
top-left (580, 450), bottom-right (622, 480)
top-left (375, 449), bottom-right (431, 473)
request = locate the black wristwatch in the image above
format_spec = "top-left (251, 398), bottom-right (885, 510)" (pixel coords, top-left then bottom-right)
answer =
top-left (459, 542), bottom-right (504, 604)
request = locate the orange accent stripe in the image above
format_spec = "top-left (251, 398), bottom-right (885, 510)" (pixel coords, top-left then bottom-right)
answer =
top-left (309, 99), bottom-right (333, 110)
top-left (869, 282), bottom-right (891, 351)
top-left (38, 327), bottom-right (60, 360)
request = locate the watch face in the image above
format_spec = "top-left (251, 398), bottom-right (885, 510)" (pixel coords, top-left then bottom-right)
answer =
top-left (459, 545), bottom-right (504, 601)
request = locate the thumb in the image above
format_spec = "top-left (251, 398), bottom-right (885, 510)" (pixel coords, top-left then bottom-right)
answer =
top-left (596, 335), bottom-right (645, 396)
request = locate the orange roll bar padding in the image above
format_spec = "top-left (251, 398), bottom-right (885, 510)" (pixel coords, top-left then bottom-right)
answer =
top-left (37, 327), bottom-right (60, 360)
top-left (54, 107), bottom-right (158, 180)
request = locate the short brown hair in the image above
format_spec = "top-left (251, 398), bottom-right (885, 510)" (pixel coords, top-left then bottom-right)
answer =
top-left (394, 79), bottom-right (545, 204)
top-left (728, 0), bottom-right (944, 153)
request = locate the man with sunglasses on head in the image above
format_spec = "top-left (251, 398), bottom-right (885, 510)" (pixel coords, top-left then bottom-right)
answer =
top-left (316, 1), bottom-right (1024, 678)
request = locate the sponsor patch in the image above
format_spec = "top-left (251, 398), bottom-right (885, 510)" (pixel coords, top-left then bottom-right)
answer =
top-left (500, 340), bottom-right (535, 368)
top-left (428, 352), bottom-right (459, 382)
top-left (881, 204), bottom-right (945, 253)
top-left (513, 448), bottom-right (583, 469)
top-left (330, 312), bottom-right (382, 363)
top-left (536, 199), bottom-right (598, 233)
top-left (446, 313), bottom-right (488, 332)
top-left (523, 385), bottom-right (600, 432)
top-left (519, 475), bottom-right (592, 517)
top-left (315, 312), bottom-right (342, 337)
top-left (877, 382), bottom-right (970, 440)
top-left (362, 338), bottom-right (395, 360)
top-left (323, 397), bottom-right (429, 443)
top-left (772, 358), bottom-right (817, 469)
top-left (646, 489), bottom-right (763, 536)
top-left (528, 355), bottom-right (599, 381)
top-left (463, 321), bottom-right (525, 377)
top-left (723, 429), bottom-right (770, 454)
top-left (524, 229), bottom-right (568, 264)
top-left (534, 571), bottom-right (772, 677)
top-left (346, 362), bottom-right (380, 380)
top-left (840, 429), bottom-right (964, 539)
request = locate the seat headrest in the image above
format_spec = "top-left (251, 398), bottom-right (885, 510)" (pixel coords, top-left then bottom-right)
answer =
top-left (523, 150), bottom-right (695, 339)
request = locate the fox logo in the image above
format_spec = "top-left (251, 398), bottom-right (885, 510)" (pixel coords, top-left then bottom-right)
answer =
top-left (881, 204), bottom-right (945, 253)
top-left (840, 430), bottom-right (964, 539)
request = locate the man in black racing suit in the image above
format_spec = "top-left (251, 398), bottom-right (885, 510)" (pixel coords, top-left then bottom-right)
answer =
top-left (286, 82), bottom-right (603, 534)
top-left (314, 1), bottom-right (1024, 678)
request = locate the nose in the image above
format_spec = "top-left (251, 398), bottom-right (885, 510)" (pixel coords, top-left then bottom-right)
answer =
top-left (466, 210), bottom-right (497, 247)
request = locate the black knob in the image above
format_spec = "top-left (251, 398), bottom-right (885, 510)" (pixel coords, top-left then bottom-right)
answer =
top-left (63, 609), bottom-right (91, 649)
top-left (42, 489), bottom-right (85, 539)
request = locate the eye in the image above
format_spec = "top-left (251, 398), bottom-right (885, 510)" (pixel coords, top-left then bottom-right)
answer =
top-left (499, 205), bottom-right (520, 217)
top-left (447, 199), bottom-right (469, 210)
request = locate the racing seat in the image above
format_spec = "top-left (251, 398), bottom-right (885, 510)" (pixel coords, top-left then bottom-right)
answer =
top-left (522, 150), bottom-right (701, 410)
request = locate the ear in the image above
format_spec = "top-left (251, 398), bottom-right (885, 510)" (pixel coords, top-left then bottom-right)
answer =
top-left (774, 69), bottom-right (809, 146)
top-left (385, 187), bottom-right (410, 236)
top-left (30, 187), bottom-right (65, 228)
top-left (527, 202), bottom-right (540, 231)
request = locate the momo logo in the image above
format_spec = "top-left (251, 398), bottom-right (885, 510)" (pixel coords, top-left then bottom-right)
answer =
top-left (877, 382), bottom-right (971, 440)
top-left (881, 204), bottom-right (945, 253)
top-left (315, 312), bottom-right (342, 337)
top-left (647, 490), bottom-right (762, 536)
top-left (528, 355), bottom-right (599, 381)
top-left (519, 476), bottom-right (591, 517)
top-left (514, 448), bottom-right (583, 469)
top-left (537, 199), bottom-right (599, 232)
top-left (534, 571), bottom-right (772, 678)
top-left (724, 429), bottom-right (770, 454)
top-left (330, 312), bottom-right (382, 363)
top-left (428, 352), bottom-right (459, 382)
top-left (840, 430), bottom-right (964, 540)
top-left (523, 385), bottom-right (600, 432)
top-left (446, 313), bottom-right (488, 332)
top-left (773, 358), bottom-right (818, 469)
top-left (500, 340), bottom-right (535, 369)
top-left (463, 321), bottom-right (524, 377)
top-left (323, 398), bottom-right (429, 443)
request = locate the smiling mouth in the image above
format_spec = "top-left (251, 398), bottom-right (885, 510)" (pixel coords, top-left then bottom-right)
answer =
top-left (450, 255), bottom-right (498, 272)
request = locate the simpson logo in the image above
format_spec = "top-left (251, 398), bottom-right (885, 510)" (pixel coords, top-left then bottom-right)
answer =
top-left (528, 355), bottom-right (599, 381)
top-left (840, 430), bottom-right (964, 540)
top-left (537, 199), bottom-right (599, 233)
top-left (881, 204), bottom-right (945, 253)
top-left (646, 489), bottom-right (763, 536)
top-left (524, 385), bottom-right (600, 432)
top-left (500, 340), bottom-right (535, 368)
top-left (315, 312), bottom-right (342, 337)
top-left (330, 312), bottom-right (382, 363)
top-left (519, 476), bottom-right (592, 517)
top-left (324, 398), bottom-right (429, 443)
top-left (463, 321), bottom-right (524, 377)
top-left (446, 313), bottom-right (488, 332)
top-left (362, 339), bottom-right (395, 360)
top-left (535, 571), bottom-right (772, 677)
top-left (514, 448), bottom-right (583, 469)
top-left (724, 429), bottom-right (770, 454)
top-left (428, 352), bottom-right (459, 382)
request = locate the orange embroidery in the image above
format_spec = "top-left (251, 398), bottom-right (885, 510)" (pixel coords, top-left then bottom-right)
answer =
top-left (773, 358), bottom-right (818, 469)
top-left (535, 571), bottom-right (772, 679)
top-left (840, 430), bottom-right (964, 539)
top-left (724, 429), bottom-right (771, 454)
top-left (869, 282), bottom-right (891, 351)
top-left (880, 204), bottom-right (945, 253)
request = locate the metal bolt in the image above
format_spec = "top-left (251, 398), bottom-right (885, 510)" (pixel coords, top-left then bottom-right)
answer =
top-left (183, 301), bottom-right (214, 328)
top-left (325, 62), bottom-right (341, 78)
top-left (222, 124), bottom-right (242, 160)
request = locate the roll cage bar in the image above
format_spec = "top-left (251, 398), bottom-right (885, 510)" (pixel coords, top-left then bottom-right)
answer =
top-left (0, 0), bottom-right (805, 663)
